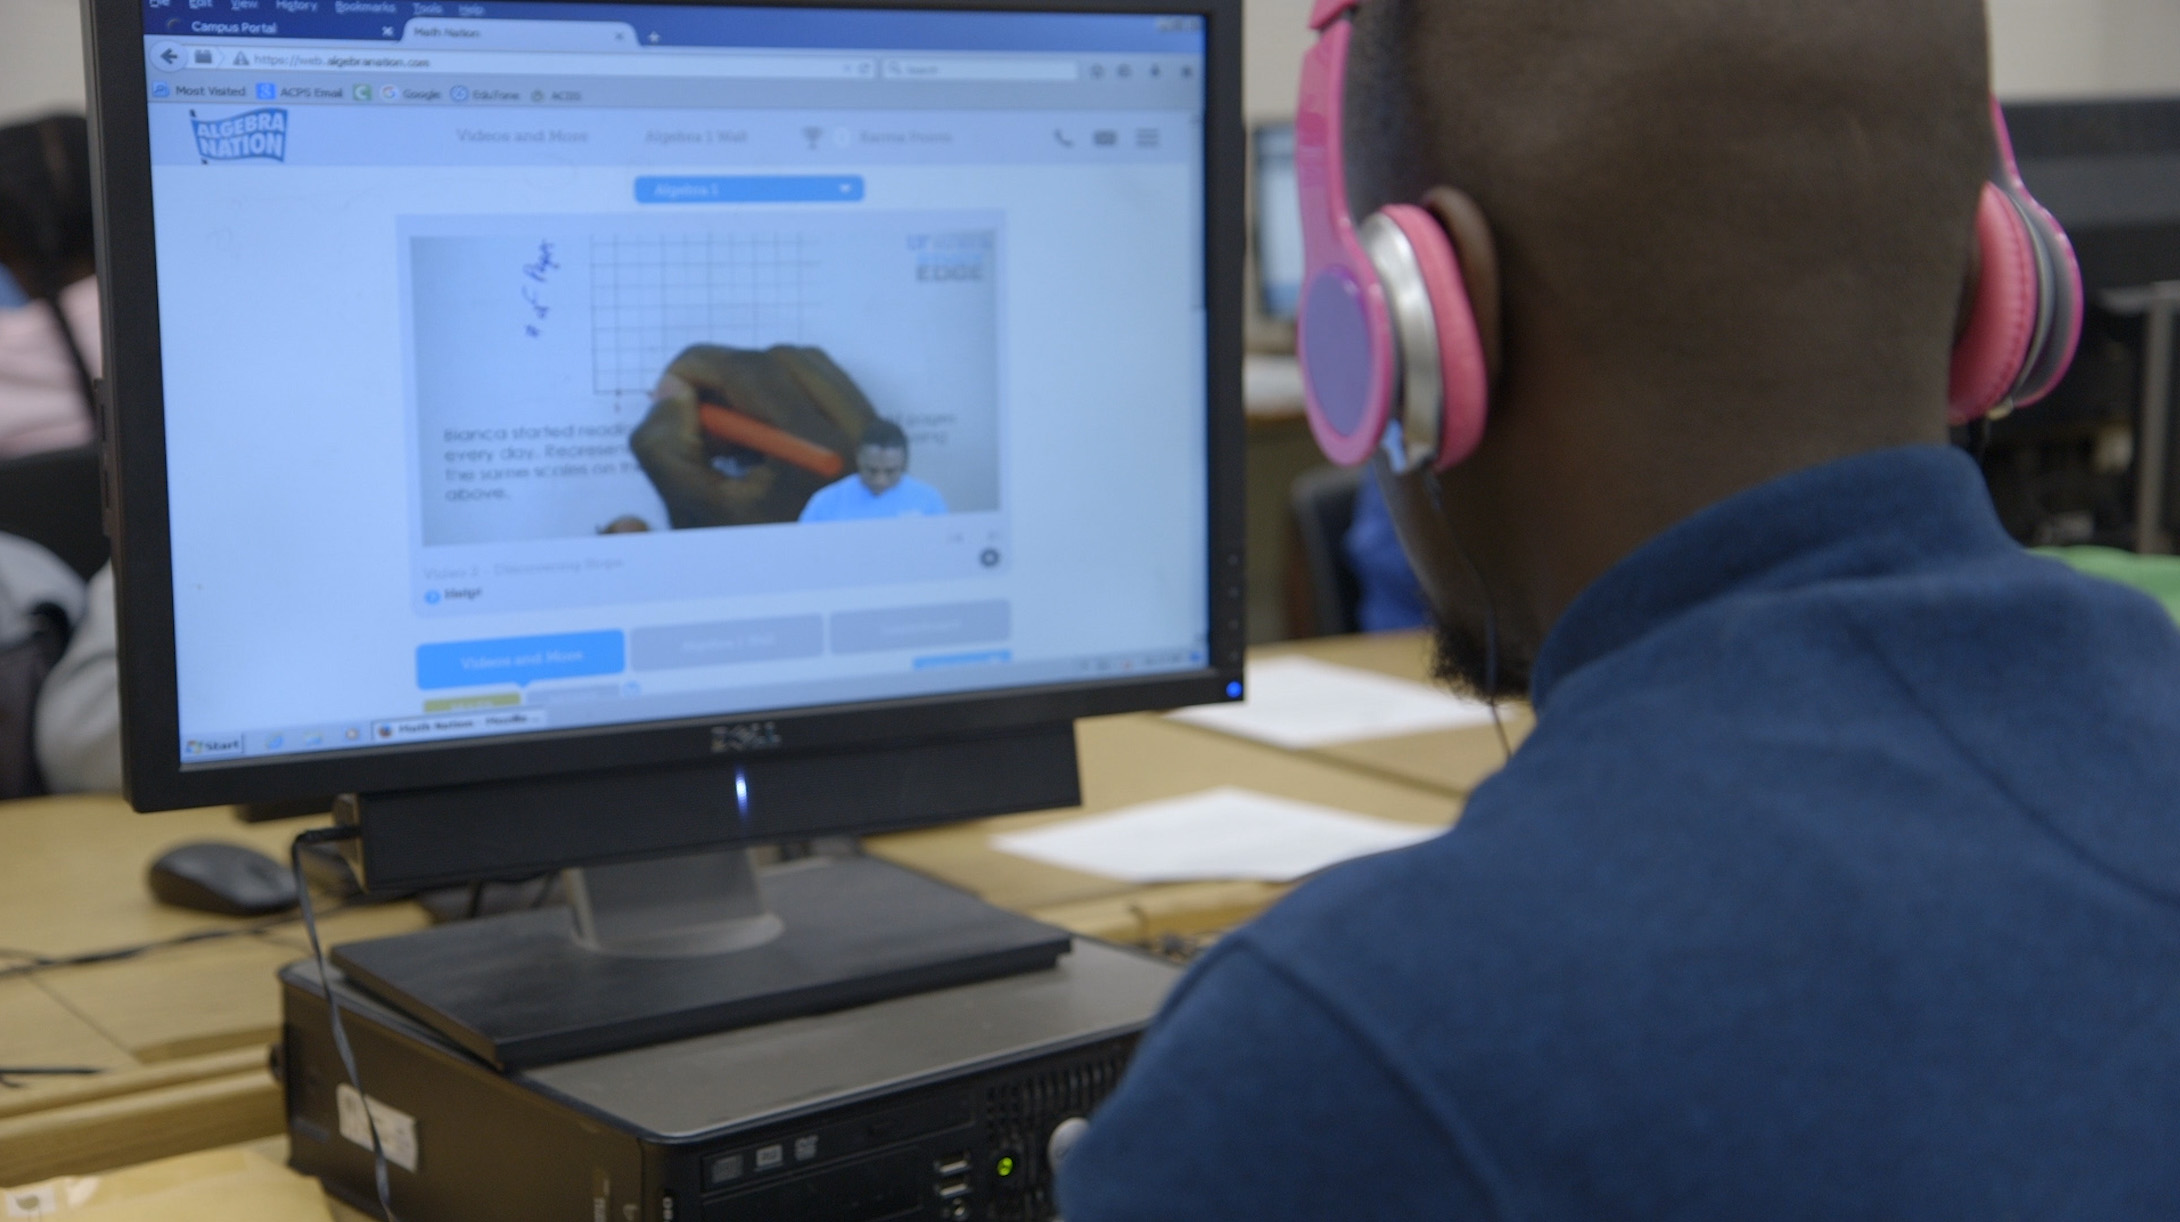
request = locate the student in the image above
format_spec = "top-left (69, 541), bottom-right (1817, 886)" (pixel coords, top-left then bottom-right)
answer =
top-left (1060, 1), bottom-right (2180, 1217)
top-left (798, 419), bottom-right (948, 523)
top-left (0, 114), bottom-right (99, 458)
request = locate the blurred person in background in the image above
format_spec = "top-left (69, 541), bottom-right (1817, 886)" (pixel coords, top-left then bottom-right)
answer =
top-left (0, 112), bottom-right (98, 456)
top-left (0, 113), bottom-right (117, 793)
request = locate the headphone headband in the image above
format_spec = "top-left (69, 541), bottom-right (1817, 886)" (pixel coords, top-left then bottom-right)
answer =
top-left (1308, 0), bottom-right (1359, 31)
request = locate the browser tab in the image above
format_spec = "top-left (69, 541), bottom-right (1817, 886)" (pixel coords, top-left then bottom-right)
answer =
top-left (402, 17), bottom-right (638, 50)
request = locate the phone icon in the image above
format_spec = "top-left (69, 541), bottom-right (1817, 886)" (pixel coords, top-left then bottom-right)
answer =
top-left (1053, 129), bottom-right (1076, 148)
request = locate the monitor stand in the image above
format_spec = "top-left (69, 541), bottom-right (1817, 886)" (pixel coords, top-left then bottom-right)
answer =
top-left (329, 850), bottom-right (1072, 1070)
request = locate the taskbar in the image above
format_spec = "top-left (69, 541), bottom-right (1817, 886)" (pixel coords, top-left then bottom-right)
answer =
top-left (177, 643), bottom-right (1207, 767)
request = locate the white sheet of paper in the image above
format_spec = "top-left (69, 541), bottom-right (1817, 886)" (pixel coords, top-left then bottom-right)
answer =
top-left (991, 787), bottom-right (1442, 883)
top-left (1167, 655), bottom-right (1498, 749)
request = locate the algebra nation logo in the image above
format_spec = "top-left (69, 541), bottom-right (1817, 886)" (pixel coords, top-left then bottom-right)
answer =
top-left (190, 107), bottom-right (288, 163)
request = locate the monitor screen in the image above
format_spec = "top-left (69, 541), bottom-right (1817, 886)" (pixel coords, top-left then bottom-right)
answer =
top-left (1252, 121), bottom-right (1300, 321)
top-left (112, 0), bottom-right (1225, 790)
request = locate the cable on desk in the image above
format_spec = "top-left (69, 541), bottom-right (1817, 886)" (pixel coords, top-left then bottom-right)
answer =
top-left (290, 825), bottom-right (402, 1222)
top-left (0, 1066), bottom-right (103, 1088)
top-left (0, 905), bottom-right (360, 983)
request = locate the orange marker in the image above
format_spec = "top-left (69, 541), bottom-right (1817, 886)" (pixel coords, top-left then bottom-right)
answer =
top-left (698, 405), bottom-right (846, 480)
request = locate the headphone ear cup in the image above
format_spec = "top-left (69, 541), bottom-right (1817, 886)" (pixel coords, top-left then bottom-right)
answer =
top-left (2002, 187), bottom-right (2084, 409)
top-left (1948, 182), bottom-right (2041, 426)
top-left (1376, 204), bottom-right (1490, 470)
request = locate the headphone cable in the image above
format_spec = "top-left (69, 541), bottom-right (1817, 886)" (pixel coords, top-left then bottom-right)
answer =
top-left (1422, 472), bottom-right (1514, 763)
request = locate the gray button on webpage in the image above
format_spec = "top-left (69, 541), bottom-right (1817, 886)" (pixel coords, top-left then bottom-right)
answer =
top-left (830, 600), bottom-right (1011, 654)
top-left (631, 615), bottom-right (825, 671)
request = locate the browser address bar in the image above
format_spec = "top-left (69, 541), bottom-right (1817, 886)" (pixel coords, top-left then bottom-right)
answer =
top-left (193, 47), bottom-right (883, 80)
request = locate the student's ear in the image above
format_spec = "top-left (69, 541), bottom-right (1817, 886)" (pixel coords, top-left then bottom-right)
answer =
top-left (1421, 186), bottom-right (1505, 390)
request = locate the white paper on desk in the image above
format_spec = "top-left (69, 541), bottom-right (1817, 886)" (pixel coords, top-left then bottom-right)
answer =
top-left (991, 787), bottom-right (1442, 884)
top-left (1167, 655), bottom-right (1498, 749)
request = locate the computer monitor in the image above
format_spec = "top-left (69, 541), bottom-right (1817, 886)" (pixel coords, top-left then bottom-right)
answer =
top-left (2006, 97), bottom-right (2180, 293)
top-left (1252, 121), bottom-right (1301, 324)
top-left (88, 0), bottom-right (1241, 1063)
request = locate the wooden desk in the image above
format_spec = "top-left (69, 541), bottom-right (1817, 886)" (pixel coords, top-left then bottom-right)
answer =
top-left (0, 797), bottom-right (428, 1184)
top-left (2, 637), bottom-right (1472, 1186)
top-left (867, 708), bottom-right (1460, 946)
top-left (1237, 630), bottom-right (1533, 799)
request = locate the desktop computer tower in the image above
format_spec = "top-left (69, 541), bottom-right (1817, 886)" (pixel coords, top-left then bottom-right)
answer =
top-left (279, 939), bottom-right (1179, 1222)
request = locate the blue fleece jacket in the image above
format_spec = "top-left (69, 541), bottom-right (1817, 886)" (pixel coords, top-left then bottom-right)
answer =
top-left (1060, 446), bottom-right (2180, 1220)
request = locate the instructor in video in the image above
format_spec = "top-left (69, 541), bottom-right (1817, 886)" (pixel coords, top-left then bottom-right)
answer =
top-left (629, 343), bottom-right (880, 529)
top-left (798, 419), bottom-right (948, 523)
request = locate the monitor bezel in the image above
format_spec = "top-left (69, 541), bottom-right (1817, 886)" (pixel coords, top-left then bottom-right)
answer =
top-left (87, 0), bottom-right (1247, 812)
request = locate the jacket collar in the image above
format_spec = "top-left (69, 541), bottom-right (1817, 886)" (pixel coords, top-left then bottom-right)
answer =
top-left (1528, 445), bottom-right (2017, 711)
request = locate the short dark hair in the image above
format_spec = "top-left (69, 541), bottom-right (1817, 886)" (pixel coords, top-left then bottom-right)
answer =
top-left (1347, 0), bottom-right (1990, 421)
top-left (859, 419), bottom-right (909, 453)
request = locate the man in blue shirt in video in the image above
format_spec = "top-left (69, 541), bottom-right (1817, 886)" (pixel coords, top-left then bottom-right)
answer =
top-left (1058, 0), bottom-right (2180, 1218)
top-left (798, 419), bottom-right (948, 523)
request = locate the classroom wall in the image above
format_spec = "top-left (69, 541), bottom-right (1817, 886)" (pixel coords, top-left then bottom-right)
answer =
top-left (1240, 0), bottom-right (2180, 121)
top-left (0, 0), bottom-right (89, 124)
top-left (3, 0), bottom-right (2178, 126)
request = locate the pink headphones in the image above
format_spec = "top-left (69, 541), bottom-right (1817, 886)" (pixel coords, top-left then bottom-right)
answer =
top-left (1296, 0), bottom-right (2086, 472)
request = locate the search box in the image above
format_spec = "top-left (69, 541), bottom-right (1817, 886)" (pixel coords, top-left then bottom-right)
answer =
top-left (190, 46), bottom-right (880, 80)
top-left (879, 57), bottom-right (1080, 82)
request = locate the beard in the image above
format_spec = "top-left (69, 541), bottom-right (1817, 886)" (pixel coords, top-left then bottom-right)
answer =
top-left (1431, 610), bottom-right (1535, 703)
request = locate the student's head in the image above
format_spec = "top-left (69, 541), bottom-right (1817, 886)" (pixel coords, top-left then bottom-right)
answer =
top-left (0, 115), bottom-right (94, 299)
top-left (855, 419), bottom-right (910, 496)
top-left (1344, 0), bottom-right (1993, 697)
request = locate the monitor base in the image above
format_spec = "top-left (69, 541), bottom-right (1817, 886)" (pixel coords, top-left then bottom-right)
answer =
top-left (330, 854), bottom-right (1072, 1070)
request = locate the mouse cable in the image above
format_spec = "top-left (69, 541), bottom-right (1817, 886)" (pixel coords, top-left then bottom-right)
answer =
top-left (0, 901), bottom-right (360, 984)
top-left (0, 1066), bottom-right (103, 1089)
top-left (290, 825), bottom-right (402, 1222)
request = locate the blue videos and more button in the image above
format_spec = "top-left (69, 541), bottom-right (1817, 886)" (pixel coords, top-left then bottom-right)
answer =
top-left (417, 631), bottom-right (627, 690)
top-left (635, 176), bottom-right (866, 204)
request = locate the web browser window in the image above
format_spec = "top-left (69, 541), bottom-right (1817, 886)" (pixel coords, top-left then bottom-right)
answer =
top-left (137, 1), bottom-right (1210, 765)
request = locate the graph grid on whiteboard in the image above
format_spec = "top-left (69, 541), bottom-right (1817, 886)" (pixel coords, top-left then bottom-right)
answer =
top-left (589, 233), bottom-right (820, 396)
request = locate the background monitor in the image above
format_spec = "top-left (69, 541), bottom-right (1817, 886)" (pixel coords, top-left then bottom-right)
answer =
top-left (2008, 97), bottom-right (2180, 293)
top-left (1252, 120), bottom-right (1301, 324)
top-left (93, 0), bottom-right (1246, 848)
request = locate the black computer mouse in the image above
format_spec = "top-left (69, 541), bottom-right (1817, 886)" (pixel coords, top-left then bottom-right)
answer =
top-left (146, 841), bottom-right (299, 917)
